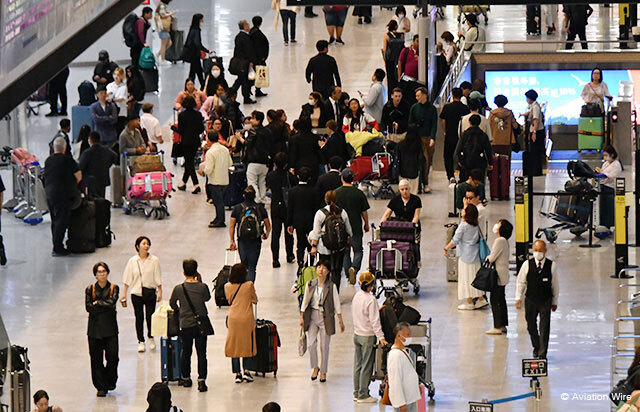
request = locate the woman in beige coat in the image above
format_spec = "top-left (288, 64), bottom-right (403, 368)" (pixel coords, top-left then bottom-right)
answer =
top-left (224, 263), bottom-right (258, 383)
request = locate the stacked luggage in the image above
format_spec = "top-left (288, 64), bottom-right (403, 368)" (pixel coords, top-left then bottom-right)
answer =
top-left (578, 116), bottom-right (604, 152)
top-left (67, 198), bottom-right (114, 253)
top-left (349, 153), bottom-right (394, 199)
top-left (123, 152), bottom-right (172, 219)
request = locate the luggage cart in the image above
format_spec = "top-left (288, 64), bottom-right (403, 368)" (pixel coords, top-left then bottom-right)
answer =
top-left (122, 152), bottom-right (172, 219)
top-left (357, 153), bottom-right (395, 200)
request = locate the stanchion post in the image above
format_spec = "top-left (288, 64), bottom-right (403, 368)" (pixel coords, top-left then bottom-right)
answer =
top-left (612, 178), bottom-right (630, 278)
top-left (515, 177), bottom-right (529, 273)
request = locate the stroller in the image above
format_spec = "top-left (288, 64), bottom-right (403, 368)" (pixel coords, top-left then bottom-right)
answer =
top-left (536, 161), bottom-right (598, 243)
top-left (123, 152), bottom-right (173, 219)
top-left (349, 153), bottom-right (395, 199)
top-left (369, 221), bottom-right (420, 297)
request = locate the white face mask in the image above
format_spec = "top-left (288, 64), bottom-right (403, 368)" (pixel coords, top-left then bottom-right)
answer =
top-left (308, 99), bottom-right (316, 106)
top-left (242, 124), bottom-right (251, 131)
top-left (403, 337), bottom-right (415, 345)
top-left (603, 155), bottom-right (610, 162)
top-left (533, 251), bottom-right (545, 262)
top-left (398, 13), bottom-right (405, 19)
top-left (492, 223), bottom-right (499, 235)
top-left (212, 69), bottom-right (221, 78)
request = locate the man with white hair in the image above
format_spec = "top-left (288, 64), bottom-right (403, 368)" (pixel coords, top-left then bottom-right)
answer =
top-left (381, 179), bottom-right (422, 226)
top-left (44, 137), bottom-right (82, 256)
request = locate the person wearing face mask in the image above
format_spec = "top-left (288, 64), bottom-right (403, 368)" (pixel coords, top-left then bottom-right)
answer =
top-left (485, 219), bottom-right (513, 335)
top-left (300, 92), bottom-right (330, 129)
top-left (387, 322), bottom-right (421, 412)
top-left (204, 63), bottom-right (229, 97)
top-left (393, 6), bottom-right (411, 40)
top-left (595, 144), bottom-right (621, 234)
top-left (515, 240), bottom-right (559, 359)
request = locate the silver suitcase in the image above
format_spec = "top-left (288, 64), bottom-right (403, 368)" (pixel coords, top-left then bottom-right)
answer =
top-left (109, 165), bottom-right (123, 207)
top-left (11, 369), bottom-right (30, 412)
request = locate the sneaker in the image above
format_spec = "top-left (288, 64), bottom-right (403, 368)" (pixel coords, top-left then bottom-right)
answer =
top-left (349, 267), bottom-right (356, 285)
top-left (96, 390), bottom-right (107, 397)
top-left (181, 378), bottom-right (193, 387)
top-left (235, 374), bottom-right (243, 383)
top-left (501, 327), bottom-right (508, 333)
top-left (329, 36), bottom-right (335, 44)
top-left (138, 342), bottom-right (146, 352)
top-left (149, 339), bottom-right (156, 350)
top-left (485, 328), bottom-right (503, 335)
top-left (357, 396), bottom-right (378, 403)
top-left (457, 303), bottom-right (475, 310)
top-left (474, 299), bottom-right (489, 309)
top-left (284, 41), bottom-right (289, 46)
top-left (243, 371), bottom-right (254, 382)
top-left (198, 380), bottom-right (208, 392)
top-left (291, 39), bottom-right (297, 43)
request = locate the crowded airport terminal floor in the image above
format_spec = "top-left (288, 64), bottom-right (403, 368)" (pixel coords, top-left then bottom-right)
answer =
top-left (0, 0), bottom-right (638, 411)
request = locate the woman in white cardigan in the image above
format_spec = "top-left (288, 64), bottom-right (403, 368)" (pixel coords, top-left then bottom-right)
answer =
top-left (485, 219), bottom-right (513, 335)
top-left (388, 322), bottom-right (421, 412)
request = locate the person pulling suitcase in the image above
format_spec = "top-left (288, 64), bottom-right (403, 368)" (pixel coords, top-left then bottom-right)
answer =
top-left (488, 94), bottom-right (518, 200)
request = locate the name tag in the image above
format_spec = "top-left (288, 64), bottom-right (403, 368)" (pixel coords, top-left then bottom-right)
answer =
top-left (542, 278), bottom-right (549, 282)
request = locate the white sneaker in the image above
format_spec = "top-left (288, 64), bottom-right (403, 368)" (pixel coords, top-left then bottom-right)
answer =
top-left (457, 303), bottom-right (475, 310)
top-left (485, 328), bottom-right (503, 335)
top-left (357, 396), bottom-right (378, 404)
top-left (137, 342), bottom-right (146, 353)
top-left (149, 339), bottom-right (156, 351)
top-left (474, 299), bottom-right (489, 309)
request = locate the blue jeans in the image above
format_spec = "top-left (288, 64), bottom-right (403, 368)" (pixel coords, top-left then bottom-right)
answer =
top-left (353, 334), bottom-right (376, 399)
top-left (231, 357), bottom-right (252, 373)
top-left (238, 239), bottom-right (261, 283)
top-left (280, 10), bottom-right (296, 42)
top-left (207, 184), bottom-right (226, 224)
top-left (343, 234), bottom-right (364, 276)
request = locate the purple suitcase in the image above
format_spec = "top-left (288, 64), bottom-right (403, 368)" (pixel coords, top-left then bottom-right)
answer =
top-left (369, 240), bottom-right (418, 278)
top-left (379, 221), bottom-right (418, 242)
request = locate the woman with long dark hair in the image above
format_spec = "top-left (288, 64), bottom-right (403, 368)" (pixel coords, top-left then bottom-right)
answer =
top-left (395, 125), bottom-right (425, 193)
top-left (176, 96), bottom-right (205, 193)
top-left (125, 65), bottom-right (145, 116)
top-left (581, 67), bottom-right (613, 111)
top-left (382, 20), bottom-right (404, 95)
top-left (341, 98), bottom-right (378, 133)
top-left (183, 13), bottom-right (212, 89)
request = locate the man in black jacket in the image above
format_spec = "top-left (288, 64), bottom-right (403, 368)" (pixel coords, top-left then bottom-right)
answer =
top-left (317, 156), bottom-right (343, 201)
top-left (319, 121), bottom-right (349, 165)
top-left (455, 114), bottom-right (493, 180)
top-left (287, 167), bottom-right (321, 263)
top-left (266, 153), bottom-right (297, 267)
top-left (79, 132), bottom-right (119, 198)
top-left (325, 85), bottom-right (346, 124)
top-left (49, 118), bottom-right (72, 156)
top-left (305, 40), bottom-right (341, 99)
top-left (250, 16), bottom-right (269, 98)
top-left (232, 20), bottom-right (258, 105)
top-left (380, 88), bottom-right (411, 135)
top-left (85, 262), bottom-right (119, 397)
top-left (288, 117), bottom-right (322, 185)
top-left (246, 111), bottom-right (273, 204)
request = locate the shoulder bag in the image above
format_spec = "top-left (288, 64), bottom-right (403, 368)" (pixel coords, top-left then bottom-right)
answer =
top-left (381, 347), bottom-right (415, 406)
top-left (472, 260), bottom-right (499, 292)
top-left (478, 227), bottom-right (491, 261)
top-left (611, 367), bottom-right (640, 406)
top-left (182, 284), bottom-right (214, 336)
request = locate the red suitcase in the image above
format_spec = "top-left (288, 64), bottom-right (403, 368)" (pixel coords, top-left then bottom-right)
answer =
top-left (489, 154), bottom-right (510, 200)
top-left (348, 155), bottom-right (390, 182)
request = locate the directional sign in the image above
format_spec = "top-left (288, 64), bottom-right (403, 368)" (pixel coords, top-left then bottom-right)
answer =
top-left (522, 358), bottom-right (548, 377)
top-left (469, 402), bottom-right (493, 412)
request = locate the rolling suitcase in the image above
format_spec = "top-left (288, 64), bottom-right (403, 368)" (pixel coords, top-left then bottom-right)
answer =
top-left (447, 182), bottom-right (458, 217)
top-left (67, 200), bottom-right (96, 253)
top-left (127, 171), bottom-right (173, 200)
top-left (161, 336), bottom-right (182, 383)
top-left (165, 30), bottom-right (184, 63)
top-left (489, 154), bottom-right (510, 200)
top-left (224, 163), bottom-right (247, 208)
top-left (140, 67), bottom-right (159, 93)
top-left (379, 221), bottom-right (418, 242)
top-left (71, 105), bottom-right (94, 142)
top-left (369, 240), bottom-right (418, 278)
top-left (577, 116), bottom-right (604, 151)
top-left (94, 197), bottom-right (114, 248)
top-left (249, 319), bottom-right (280, 376)
top-left (109, 165), bottom-right (124, 207)
top-left (213, 250), bottom-right (237, 307)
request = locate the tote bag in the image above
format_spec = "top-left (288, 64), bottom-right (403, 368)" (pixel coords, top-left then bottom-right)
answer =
top-left (255, 65), bottom-right (269, 88)
top-left (478, 227), bottom-right (490, 261)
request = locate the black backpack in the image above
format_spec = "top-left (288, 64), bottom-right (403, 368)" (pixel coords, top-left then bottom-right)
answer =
top-left (238, 205), bottom-right (262, 241)
top-left (461, 129), bottom-right (487, 169)
top-left (78, 81), bottom-right (96, 106)
top-left (385, 33), bottom-right (405, 67)
top-left (213, 266), bottom-right (230, 307)
top-left (123, 13), bottom-right (139, 47)
top-left (321, 208), bottom-right (348, 251)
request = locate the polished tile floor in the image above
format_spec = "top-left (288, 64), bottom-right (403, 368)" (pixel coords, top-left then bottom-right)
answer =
top-left (0, 3), bottom-right (632, 411)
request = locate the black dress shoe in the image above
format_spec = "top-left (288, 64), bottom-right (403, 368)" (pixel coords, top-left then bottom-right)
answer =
top-left (96, 390), bottom-right (107, 397)
top-left (52, 249), bottom-right (70, 257)
top-left (192, 186), bottom-right (201, 194)
top-left (244, 98), bottom-right (257, 105)
top-left (255, 91), bottom-right (268, 97)
top-left (358, 17), bottom-right (363, 24)
top-left (177, 185), bottom-right (186, 191)
top-left (181, 378), bottom-right (193, 387)
top-left (336, 38), bottom-right (345, 45)
top-left (329, 36), bottom-right (335, 44)
top-left (305, 12), bottom-right (318, 17)
top-left (287, 255), bottom-right (296, 264)
top-left (364, 16), bottom-right (372, 24)
top-left (108, 384), bottom-right (116, 391)
top-left (273, 261), bottom-right (281, 268)
top-left (198, 380), bottom-right (208, 392)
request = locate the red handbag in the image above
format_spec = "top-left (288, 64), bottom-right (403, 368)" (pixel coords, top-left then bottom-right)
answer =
top-left (200, 50), bottom-right (207, 60)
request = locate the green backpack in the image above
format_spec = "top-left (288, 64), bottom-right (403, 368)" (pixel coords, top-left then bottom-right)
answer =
top-left (138, 47), bottom-right (156, 70)
top-left (295, 265), bottom-right (318, 307)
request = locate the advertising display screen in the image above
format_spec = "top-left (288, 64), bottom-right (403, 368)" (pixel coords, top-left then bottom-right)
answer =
top-left (485, 70), bottom-right (640, 125)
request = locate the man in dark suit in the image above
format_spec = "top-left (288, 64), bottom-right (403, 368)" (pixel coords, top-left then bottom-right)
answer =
top-left (232, 20), bottom-right (258, 105)
top-left (288, 117), bottom-right (323, 185)
top-left (325, 85), bottom-right (346, 124)
top-left (266, 153), bottom-right (297, 267)
top-left (79, 131), bottom-right (119, 198)
top-left (305, 40), bottom-right (341, 99)
top-left (287, 167), bottom-right (321, 263)
top-left (320, 121), bottom-right (350, 165)
top-left (317, 156), bottom-right (343, 201)
top-left (250, 16), bottom-right (269, 98)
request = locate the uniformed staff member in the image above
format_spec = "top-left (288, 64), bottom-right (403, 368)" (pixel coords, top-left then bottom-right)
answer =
top-left (515, 240), bottom-right (559, 359)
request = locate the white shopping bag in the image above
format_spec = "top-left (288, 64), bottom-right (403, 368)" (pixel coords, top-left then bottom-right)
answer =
top-left (255, 65), bottom-right (269, 88)
top-left (151, 301), bottom-right (171, 338)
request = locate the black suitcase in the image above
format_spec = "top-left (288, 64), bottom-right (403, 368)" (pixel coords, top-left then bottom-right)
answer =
top-left (94, 198), bottom-right (114, 248)
top-left (67, 200), bottom-right (96, 253)
top-left (248, 319), bottom-right (280, 376)
top-left (224, 163), bottom-right (247, 208)
top-left (140, 67), bottom-right (159, 93)
top-left (213, 250), bottom-right (236, 307)
top-left (165, 30), bottom-right (184, 63)
top-left (526, 5), bottom-right (541, 35)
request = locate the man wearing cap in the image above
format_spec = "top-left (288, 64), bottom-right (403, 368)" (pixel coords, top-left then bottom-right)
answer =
top-left (521, 89), bottom-right (545, 176)
top-left (90, 85), bottom-right (119, 148)
top-left (93, 50), bottom-right (119, 86)
top-left (119, 114), bottom-right (147, 156)
top-left (335, 168), bottom-right (370, 285)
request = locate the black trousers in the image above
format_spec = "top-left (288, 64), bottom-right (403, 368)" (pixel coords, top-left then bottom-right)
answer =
top-left (524, 298), bottom-right (552, 358)
top-left (566, 26), bottom-right (588, 49)
top-left (524, 129), bottom-right (545, 177)
top-left (182, 147), bottom-right (199, 186)
top-left (48, 68), bottom-right (69, 114)
top-left (295, 224), bottom-right (312, 264)
top-left (271, 207), bottom-right (294, 262)
top-left (88, 335), bottom-right (119, 391)
top-left (490, 285), bottom-right (508, 328)
top-left (232, 73), bottom-right (252, 101)
top-left (130, 46), bottom-right (143, 68)
top-left (189, 59), bottom-right (205, 89)
top-left (48, 197), bottom-right (71, 252)
top-left (131, 291), bottom-right (156, 342)
top-left (320, 250), bottom-right (345, 292)
top-left (443, 136), bottom-right (458, 180)
top-left (181, 326), bottom-right (208, 380)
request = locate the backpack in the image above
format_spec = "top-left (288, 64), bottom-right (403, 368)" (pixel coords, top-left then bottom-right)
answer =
top-left (78, 81), bottom-right (96, 106)
top-left (238, 205), bottom-right (262, 241)
top-left (213, 266), bottom-right (231, 307)
top-left (461, 129), bottom-right (487, 169)
top-left (321, 208), bottom-right (348, 251)
top-left (123, 13), bottom-right (139, 47)
top-left (385, 33), bottom-right (405, 67)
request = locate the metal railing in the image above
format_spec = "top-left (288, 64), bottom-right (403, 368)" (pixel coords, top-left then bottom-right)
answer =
top-left (464, 38), bottom-right (640, 53)
top-left (435, 40), bottom-right (470, 107)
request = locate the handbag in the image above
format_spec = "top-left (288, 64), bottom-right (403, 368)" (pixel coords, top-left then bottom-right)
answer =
top-left (298, 327), bottom-right (307, 357)
top-left (182, 284), bottom-right (214, 336)
top-left (611, 368), bottom-right (640, 405)
top-left (138, 47), bottom-right (156, 70)
top-left (228, 57), bottom-right (249, 76)
top-left (472, 260), bottom-right (499, 292)
top-left (254, 65), bottom-right (269, 88)
top-left (478, 228), bottom-right (490, 261)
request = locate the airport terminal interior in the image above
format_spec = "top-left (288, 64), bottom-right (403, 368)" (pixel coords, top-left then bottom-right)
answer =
top-left (1, 0), bottom-right (639, 411)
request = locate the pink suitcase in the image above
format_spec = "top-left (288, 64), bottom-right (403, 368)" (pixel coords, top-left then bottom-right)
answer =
top-left (127, 172), bottom-right (172, 200)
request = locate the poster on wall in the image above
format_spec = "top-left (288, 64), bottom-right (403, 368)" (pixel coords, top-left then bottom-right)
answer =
top-left (485, 70), bottom-right (640, 125)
